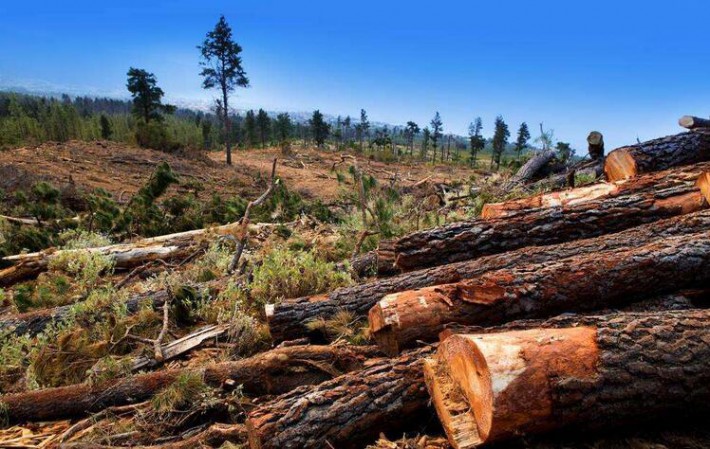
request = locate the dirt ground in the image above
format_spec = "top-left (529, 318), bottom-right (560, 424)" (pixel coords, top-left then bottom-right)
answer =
top-left (0, 140), bottom-right (483, 206)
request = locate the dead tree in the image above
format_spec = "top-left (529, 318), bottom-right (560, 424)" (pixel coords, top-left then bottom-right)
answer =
top-left (369, 231), bottom-right (710, 354)
top-left (605, 130), bottom-right (710, 181)
top-left (425, 310), bottom-right (710, 448)
top-left (266, 209), bottom-right (710, 342)
top-left (389, 172), bottom-right (710, 272)
top-left (679, 115), bottom-right (710, 130)
top-left (246, 346), bottom-right (435, 449)
top-left (482, 161), bottom-right (710, 219)
top-left (1, 344), bottom-right (379, 424)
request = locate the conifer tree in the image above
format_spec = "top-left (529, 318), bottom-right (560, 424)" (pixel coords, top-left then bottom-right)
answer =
top-left (359, 109), bottom-right (370, 152)
top-left (421, 127), bottom-right (431, 160)
top-left (514, 122), bottom-right (531, 160)
top-left (309, 110), bottom-right (330, 147)
top-left (275, 113), bottom-right (293, 143)
top-left (430, 112), bottom-right (443, 163)
top-left (100, 114), bottom-right (112, 140)
top-left (468, 117), bottom-right (485, 166)
top-left (256, 109), bottom-right (271, 148)
top-left (491, 115), bottom-right (510, 170)
top-left (405, 121), bottom-right (420, 155)
top-left (199, 15), bottom-right (249, 165)
top-left (244, 110), bottom-right (257, 148)
top-left (126, 68), bottom-right (175, 123)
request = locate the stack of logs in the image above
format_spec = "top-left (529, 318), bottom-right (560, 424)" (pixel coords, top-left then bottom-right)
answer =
top-left (2, 116), bottom-right (710, 448)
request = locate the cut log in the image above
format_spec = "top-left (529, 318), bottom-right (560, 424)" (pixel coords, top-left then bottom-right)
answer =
top-left (267, 209), bottom-right (710, 342)
top-left (426, 310), bottom-right (710, 448)
top-left (246, 346), bottom-right (435, 449)
top-left (0, 289), bottom-right (171, 337)
top-left (0, 220), bottom-right (260, 287)
top-left (604, 130), bottom-right (710, 182)
top-left (504, 150), bottom-right (558, 187)
top-left (369, 231), bottom-right (710, 354)
top-left (482, 162), bottom-right (710, 219)
top-left (679, 115), bottom-right (710, 130)
top-left (0, 344), bottom-right (379, 424)
top-left (390, 172), bottom-right (710, 272)
top-left (587, 131), bottom-right (604, 160)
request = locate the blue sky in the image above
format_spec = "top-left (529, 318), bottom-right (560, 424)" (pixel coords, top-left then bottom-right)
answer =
top-left (1, 0), bottom-right (709, 150)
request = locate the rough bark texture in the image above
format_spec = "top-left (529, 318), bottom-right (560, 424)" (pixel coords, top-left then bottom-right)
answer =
top-left (604, 130), bottom-right (710, 182)
top-left (679, 115), bottom-right (710, 130)
top-left (245, 346), bottom-right (436, 449)
top-left (0, 290), bottom-right (170, 337)
top-left (0, 345), bottom-right (379, 424)
top-left (427, 310), bottom-right (710, 447)
top-left (369, 231), bottom-right (710, 354)
top-left (482, 162), bottom-right (710, 219)
top-left (505, 150), bottom-right (558, 186)
top-left (390, 177), bottom-right (709, 272)
top-left (267, 209), bottom-right (710, 342)
top-left (0, 221), bottom-right (252, 287)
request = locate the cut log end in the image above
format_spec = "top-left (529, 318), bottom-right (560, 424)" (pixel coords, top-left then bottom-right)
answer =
top-left (587, 131), bottom-right (604, 146)
top-left (430, 328), bottom-right (599, 447)
top-left (604, 148), bottom-right (638, 181)
top-left (679, 115), bottom-right (710, 130)
top-left (695, 172), bottom-right (710, 205)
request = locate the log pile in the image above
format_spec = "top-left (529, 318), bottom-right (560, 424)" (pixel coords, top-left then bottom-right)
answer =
top-left (5, 123), bottom-right (710, 449)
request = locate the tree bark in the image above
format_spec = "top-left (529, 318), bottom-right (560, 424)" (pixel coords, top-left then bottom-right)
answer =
top-left (425, 309), bottom-right (710, 448)
top-left (245, 346), bottom-right (435, 449)
top-left (679, 115), bottom-right (710, 130)
top-left (0, 344), bottom-right (379, 424)
top-left (604, 130), bottom-right (710, 181)
top-left (389, 172), bottom-right (710, 272)
top-left (0, 289), bottom-right (170, 337)
top-left (369, 231), bottom-right (710, 354)
top-left (267, 209), bottom-right (710, 342)
top-left (0, 221), bottom-right (257, 287)
top-left (482, 162), bottom-right (710, 219)
top-left (504, 150), bottom-right (557, 187)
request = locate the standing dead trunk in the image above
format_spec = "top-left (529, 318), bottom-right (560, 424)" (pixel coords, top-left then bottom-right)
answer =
top-left (1, 345), bottom-right (379, 424)
top-left (266, 209), bottom-right (710, 342)
top-left (425, 310), bottom-right (710, 448)
top-left (389, 172), bottom-right (710, 272)
top-left (587, 131), bottom-right (605, 160)
top-left (246, 346), bottom-right (435, 449)
top-left (482, 162), bottom-right (710, 219)
top-left (604, 130), bottom-right (710, 181)
top-left (369, 231), bottom-right (710, 354)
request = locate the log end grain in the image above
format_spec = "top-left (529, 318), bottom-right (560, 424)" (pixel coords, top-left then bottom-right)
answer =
top-left (604, 148), bottom-right (638, 181)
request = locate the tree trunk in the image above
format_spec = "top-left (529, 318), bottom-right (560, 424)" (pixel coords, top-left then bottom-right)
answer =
top-left (0, 289), bottom-right (170, 337)
top-left (504, 150), bottom-right (557, 187)
top-left (482, 162), bottom-right (710, 219)
top-left (245, 346), bottom-right (435, 449)
top-left (369, 231), bottom-right (710, 354)
top-left (0, 220), bottom-right (258, 287)
top-left (587, 131), bottom-right (605, 160)
top-left (267, 209), bottom-right (710, 342)
top-left (604, 130), bottom-right (710, 181)
top-left (1, 345), bottom-right (379, 424)
top-left (223, 87), bottom-right (231, 165)
top-left (425, 309), bottom-right (710, 448)
top-left (390, 172), bottom-right (710, 272)
top-left (679, 115), bottom-right (710, 130)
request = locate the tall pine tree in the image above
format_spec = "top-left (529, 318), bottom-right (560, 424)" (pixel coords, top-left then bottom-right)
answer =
top-left (514, 122), bottom-right (531, 161)
top-left (491, 115), bottom-right (510, 170)
top-left (430, 112), bottom-right (443, 163)
top-left (199, 15), bottom-right (249, 165)
top-left (309, 110), bottom-right (330, 147)
top-left (468, 117), bottom-right (485, 166)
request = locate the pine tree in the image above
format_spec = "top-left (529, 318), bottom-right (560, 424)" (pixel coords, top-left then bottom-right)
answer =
top-left (405, 121), bottom-right (420, 156)
top-left (343, 116), bottom-right (352, 146)
top-left (359, 109), bottom-right (370, 152)
top-left (100, 114), bottom-right (112, 140)
top-left (126, 68), bottom-right (175, 123)
top-left (468, 117), bottom-right (485, 166)
top-left (491, 115), bottom-right (510, 170)
top-left (309, 110), bottom-right (330, 147)
top-left (275, 113), bottom-right (293, 143)
top-left (199, 15), bottom-right (249, 165)
top-left (430, 112), bottom-right (443, 163)
top-left (421, 127), bottom-right (431, 160)
top-left (256, 109), bottom-right (271, 148)
top-left (514, 122), bottom-right (531, 161)
top-left (244, 110), bottom-right (257, 148)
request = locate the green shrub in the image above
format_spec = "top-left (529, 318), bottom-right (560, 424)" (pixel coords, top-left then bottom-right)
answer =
top-left (250, 248), bottom-right (352, 306)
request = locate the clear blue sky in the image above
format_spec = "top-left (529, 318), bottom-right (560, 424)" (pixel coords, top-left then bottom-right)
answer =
top-left (1, 0), bottom-right (709, 150)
